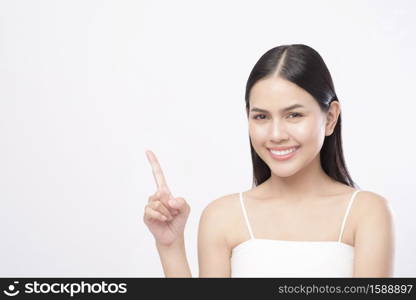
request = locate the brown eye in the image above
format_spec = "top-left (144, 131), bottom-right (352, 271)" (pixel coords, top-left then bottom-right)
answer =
top-left (253, 114), bottom-right (266, 120)
top-left (288, 112), bottom-right (303, 118)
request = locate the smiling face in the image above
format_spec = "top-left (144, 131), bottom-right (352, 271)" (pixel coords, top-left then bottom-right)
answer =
top-left (248, 76), bottom-right (339, 178)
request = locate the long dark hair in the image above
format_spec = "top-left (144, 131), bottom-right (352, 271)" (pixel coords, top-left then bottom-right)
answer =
top-left (245, 44), bottom-right (359, 189)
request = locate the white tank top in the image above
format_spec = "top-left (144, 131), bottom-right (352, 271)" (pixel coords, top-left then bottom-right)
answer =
top-left (230, 189), bottom-right (361, 277)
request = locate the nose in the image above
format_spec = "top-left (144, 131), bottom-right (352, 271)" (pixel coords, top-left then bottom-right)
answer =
top-left (269, 119), bottom-right (289, 142)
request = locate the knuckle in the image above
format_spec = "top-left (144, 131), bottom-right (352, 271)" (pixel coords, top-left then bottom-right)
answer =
top-left (145, 207), bottom-right (154, 216)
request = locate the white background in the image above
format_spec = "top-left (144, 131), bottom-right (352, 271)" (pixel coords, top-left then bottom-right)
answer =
top-left (0, 0), bottom-right (415, 277)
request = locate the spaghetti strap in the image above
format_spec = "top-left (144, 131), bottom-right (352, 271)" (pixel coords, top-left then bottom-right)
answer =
top-left (338, 189), bottom-right (361, 243)
top-left (239, 192), bottom-right (255, 239)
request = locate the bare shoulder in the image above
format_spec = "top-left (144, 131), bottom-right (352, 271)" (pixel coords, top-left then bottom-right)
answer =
top-left (199, 193), bottom-right (241, 245)
top-left (199, 193), bottom-right (240, 228)
top-left (202, 193), bottom-right (239, 214)
top-left (354, 190), bottom-right (394, 220)
top-left (353, 190), bottom-right (395, 239)
top-left (197, 193), bottom-right (240, 277)
top-left (353, 190), bottom-right (395, 276)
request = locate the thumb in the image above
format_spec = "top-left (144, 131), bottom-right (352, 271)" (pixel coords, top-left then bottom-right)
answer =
top-left (168, 197), bottom-right (188, 212)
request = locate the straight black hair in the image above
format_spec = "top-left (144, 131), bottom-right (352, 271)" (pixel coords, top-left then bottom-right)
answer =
top-left (245, 44), bottom-right (359, 189)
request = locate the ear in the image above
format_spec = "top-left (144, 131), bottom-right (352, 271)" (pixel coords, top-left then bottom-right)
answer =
top-left (325, 101), bottom-right (340, 136)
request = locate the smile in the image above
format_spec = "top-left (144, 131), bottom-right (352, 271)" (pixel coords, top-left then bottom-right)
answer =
top-left (268, 147), bottom-right (299, 161)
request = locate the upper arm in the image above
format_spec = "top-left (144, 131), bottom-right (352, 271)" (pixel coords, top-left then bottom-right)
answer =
top-left (353, 192), bottom-right (395, 277)
top-left (197, 196), bottom-right (232, 277)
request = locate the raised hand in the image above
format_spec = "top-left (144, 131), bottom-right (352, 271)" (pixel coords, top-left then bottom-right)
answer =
top-left (143, 150), bottom-right (190, 246)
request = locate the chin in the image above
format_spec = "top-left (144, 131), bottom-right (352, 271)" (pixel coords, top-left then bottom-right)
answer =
top-left (269, 167), bottom-right (300, 178)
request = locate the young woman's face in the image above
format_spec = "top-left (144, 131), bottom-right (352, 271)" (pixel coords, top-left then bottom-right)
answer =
top-left (248, 76), bottom-right (337, 177)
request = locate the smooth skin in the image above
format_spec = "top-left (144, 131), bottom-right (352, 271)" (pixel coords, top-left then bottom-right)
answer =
top-left (144, 76), bottom-right (395, 277)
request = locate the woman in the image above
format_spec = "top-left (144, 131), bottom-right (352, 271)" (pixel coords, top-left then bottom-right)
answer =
top-left (143, 44), bottom-right (395, 277)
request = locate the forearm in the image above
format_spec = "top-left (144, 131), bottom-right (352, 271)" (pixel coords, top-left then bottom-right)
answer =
top-left (156, 236), bottom-right (192, 277)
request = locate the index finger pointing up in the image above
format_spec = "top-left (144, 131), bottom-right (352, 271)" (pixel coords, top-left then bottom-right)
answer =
top-left (145, 150), bottom-right (171, 194)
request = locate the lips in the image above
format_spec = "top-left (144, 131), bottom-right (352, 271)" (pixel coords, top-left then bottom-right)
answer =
top-left (268, 146), bottom-right (299, 161)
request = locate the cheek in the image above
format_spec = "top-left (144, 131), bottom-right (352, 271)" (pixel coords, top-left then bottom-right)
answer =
top-left (295, 117), bottom-right (326, 148)
top-left (294, 120), bottom-right (320, 140)
top-left (248, 124), bottom-right (271, 148)
top-left (248, 123), bottom-right (266, 140)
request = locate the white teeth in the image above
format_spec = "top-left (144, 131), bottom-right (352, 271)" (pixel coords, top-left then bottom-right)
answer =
top-left (270, 148), bottom-right (297, 155)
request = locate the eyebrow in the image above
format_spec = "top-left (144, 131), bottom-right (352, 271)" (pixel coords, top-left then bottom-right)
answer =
top-left (250, 104), bottom-right (305, 114)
